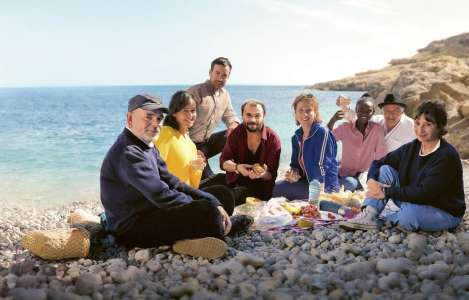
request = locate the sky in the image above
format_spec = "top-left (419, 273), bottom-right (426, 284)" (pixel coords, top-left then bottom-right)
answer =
top-left (1, 0), bottom-right (468, 87)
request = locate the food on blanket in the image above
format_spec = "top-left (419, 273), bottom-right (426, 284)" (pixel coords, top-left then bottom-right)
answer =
top-left (281, 202), bottom-right (302, 215)
top-left (327, 212), bottom-right (336, 220)
top-left (347, 197), bottom-right (362, 208)
top-left (253, 163), bottom-right (265, 175)
top-left (320, 189), bottom-right (365, 208)
top-left (246, 197), bottom-right (262, 206)
top-left (297, 218), bottom-right (314, 229)
top-left (300, 204), bottom-right (321, 219)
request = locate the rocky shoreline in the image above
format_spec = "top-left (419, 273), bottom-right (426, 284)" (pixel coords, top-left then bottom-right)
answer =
top-left (311, 32), bottom-right (469, 159)
top-left (1, 163), bottom-right (468, 299)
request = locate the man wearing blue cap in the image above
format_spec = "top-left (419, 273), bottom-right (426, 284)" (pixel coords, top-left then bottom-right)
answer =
top-left (100, 94), bottom-right (251, 259)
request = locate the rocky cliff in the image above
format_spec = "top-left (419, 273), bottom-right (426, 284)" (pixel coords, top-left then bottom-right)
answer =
top-left (311, 32), bottom-right (469, 158)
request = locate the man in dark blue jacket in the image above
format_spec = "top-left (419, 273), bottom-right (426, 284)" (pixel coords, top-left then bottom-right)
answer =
top-left (100, 94), bottom-right (250, 259)
top-left (340, 101), bottom-right (465, 232)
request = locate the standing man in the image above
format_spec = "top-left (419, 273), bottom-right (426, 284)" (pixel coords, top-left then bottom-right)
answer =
top-left (371, 93), bottom-right (415, 152)
top-left (328, 94), bottom-right (387, 191)
top-left (100, 94), bottom-right (251, 259)
top-left (219, 99), bottom-right (281, 202)
top-left (187, 57), bottom-right (240, 179)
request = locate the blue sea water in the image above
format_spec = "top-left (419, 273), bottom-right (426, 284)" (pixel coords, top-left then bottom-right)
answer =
top-left (0, 85), bottom-right (363, 206)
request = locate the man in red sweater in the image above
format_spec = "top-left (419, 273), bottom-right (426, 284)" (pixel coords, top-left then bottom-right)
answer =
top-left (219, 99), bottom-right (281, 203)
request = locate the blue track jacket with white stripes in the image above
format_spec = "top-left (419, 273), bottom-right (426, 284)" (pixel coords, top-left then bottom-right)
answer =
top-left (290, 122), bottom-right (339, 193)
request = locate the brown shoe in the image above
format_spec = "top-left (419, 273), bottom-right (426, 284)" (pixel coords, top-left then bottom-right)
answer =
top-left (172, 237), bottom-right (227, 259)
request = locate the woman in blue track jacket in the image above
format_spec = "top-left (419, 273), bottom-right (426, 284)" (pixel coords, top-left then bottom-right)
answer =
top-left (273, 93), bottom-right (339, 200)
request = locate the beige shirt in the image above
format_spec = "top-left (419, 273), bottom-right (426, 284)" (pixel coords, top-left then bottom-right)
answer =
top-left (371, 114), bottom-right (415, 153)
top-left (187, 80), bottom-right (240, 143)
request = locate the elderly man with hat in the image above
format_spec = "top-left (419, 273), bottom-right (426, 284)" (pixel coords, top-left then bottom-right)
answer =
top-left (100, 94), bottom-right (251, 259)
top-left (371, 93), bottom-right (415, 152)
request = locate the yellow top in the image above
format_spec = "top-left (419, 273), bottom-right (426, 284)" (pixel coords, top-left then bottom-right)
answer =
top-left (154, 126), bottom-right (202, 188)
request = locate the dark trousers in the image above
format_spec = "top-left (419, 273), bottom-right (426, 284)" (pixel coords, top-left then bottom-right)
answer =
top-left (200, 173), bottom-right (251, 206)
top-left (115, 185), bottom-right (235, 248)
top-left (195, 130), bottom-right (227, 179)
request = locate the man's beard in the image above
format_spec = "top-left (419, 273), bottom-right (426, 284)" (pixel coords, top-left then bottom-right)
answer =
top-left (245, 122), bottom-right (263, 132)
top-left (142, 127), bottom-right (160, 144)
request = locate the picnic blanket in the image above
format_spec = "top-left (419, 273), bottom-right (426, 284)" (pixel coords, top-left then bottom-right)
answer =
top-left (234, 197), bottom-right (343, 231)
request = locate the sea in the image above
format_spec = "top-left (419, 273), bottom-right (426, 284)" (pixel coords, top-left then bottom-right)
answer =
top-left (0, 85), bottom-right (364, 207)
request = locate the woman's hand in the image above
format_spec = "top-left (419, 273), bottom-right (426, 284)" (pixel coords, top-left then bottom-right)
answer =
top-left (190, 156), bottom-right (206, 171)
top-left (284, 168), bottom-right (300, 183)
top-left (196, 150), bottom-right (206, 162)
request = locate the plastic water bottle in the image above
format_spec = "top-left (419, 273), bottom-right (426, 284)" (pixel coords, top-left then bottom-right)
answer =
top-left (319, 200), bottom-right (354, 218)
top-left (308, 179), bottom-right (321, 206)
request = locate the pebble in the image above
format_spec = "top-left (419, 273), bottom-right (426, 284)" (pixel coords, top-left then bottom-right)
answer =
top-left (417, 262), bottom-right (452, 280)
top-left (376, 258), bottom-right (413, 274)
top-left (75, 273), bottom-right (103, 295)
top-left (237, 253), bottom-right (265, 267)
top-left (388, 235), bottom-right (402, 244)
top-left (258, 279), bottom-right (277, 294)
top-left (238, 282), bottom-right (256, 299)
top-left (134, 249), bottom-right (151, 262)
top-left (265, 291), bottom-right (294, 300)
top-left (342, 261), bottom-right (375, 281)
top-left (420, 281), bottom-right (441, 294)
top-left (378, 272), bottom-right (403, 289)
top-left (9, 288), bottom-right (47, 300)
top-left (407, 233), bottom-right (427, 252)
top-left (457, 232), bottom-right (469, 254)
top-left (146, 259), bottom-right (161, 272)
top-left (328, 288), bottom-right (345, 300)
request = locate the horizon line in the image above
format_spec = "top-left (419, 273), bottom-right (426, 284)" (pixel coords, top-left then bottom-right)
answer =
top-left (0, 83), bottom-right (312, 89)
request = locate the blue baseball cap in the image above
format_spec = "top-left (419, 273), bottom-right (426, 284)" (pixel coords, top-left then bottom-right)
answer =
top-left (128, 94), bottom-right (169, 113)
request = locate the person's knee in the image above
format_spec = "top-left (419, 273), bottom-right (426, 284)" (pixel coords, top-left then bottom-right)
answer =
top-left (378, 165), bottom-right (397, 185)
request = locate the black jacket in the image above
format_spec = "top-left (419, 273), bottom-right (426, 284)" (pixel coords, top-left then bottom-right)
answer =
top-left (368, 139), bottom-right (465, 217)
top-left (100, 128), bottom-right (220, 235)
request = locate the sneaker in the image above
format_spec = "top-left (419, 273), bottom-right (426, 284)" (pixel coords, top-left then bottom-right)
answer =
top-left (68, 209), bottom-right (101, 225)
top-left (68, 210), bottom-right (104, 237)
top-left (339, 206), bottom-right (379, 231)
top-left (172, 237), bottom-right (227, 259)
top-left (229, 215), bottom-right (254, 236)
top-left (395, 224), bottom-right (414, 233)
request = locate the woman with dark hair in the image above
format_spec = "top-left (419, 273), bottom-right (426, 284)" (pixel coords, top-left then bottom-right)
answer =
top-left (154, 91), bottom-right (206, 188)
top-left (340, 101), bottom-right (465, 232)
top-left (272, 93), bottom-right (339, 200)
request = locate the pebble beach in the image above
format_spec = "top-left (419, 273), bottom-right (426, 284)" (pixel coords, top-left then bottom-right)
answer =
top-left (1, 162), bottom-right (469, 300)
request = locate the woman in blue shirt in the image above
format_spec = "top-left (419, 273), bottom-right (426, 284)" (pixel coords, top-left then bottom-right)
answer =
top-left (273, 93), bottom-right (339, 200)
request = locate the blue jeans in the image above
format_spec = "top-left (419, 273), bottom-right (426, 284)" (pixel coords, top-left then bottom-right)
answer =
top-left (272, 179), bottom-right (308, 200)
top-left (364, 165), bottom-right (462, 232)
top-left (339, 175), bottom-right (362, 192)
